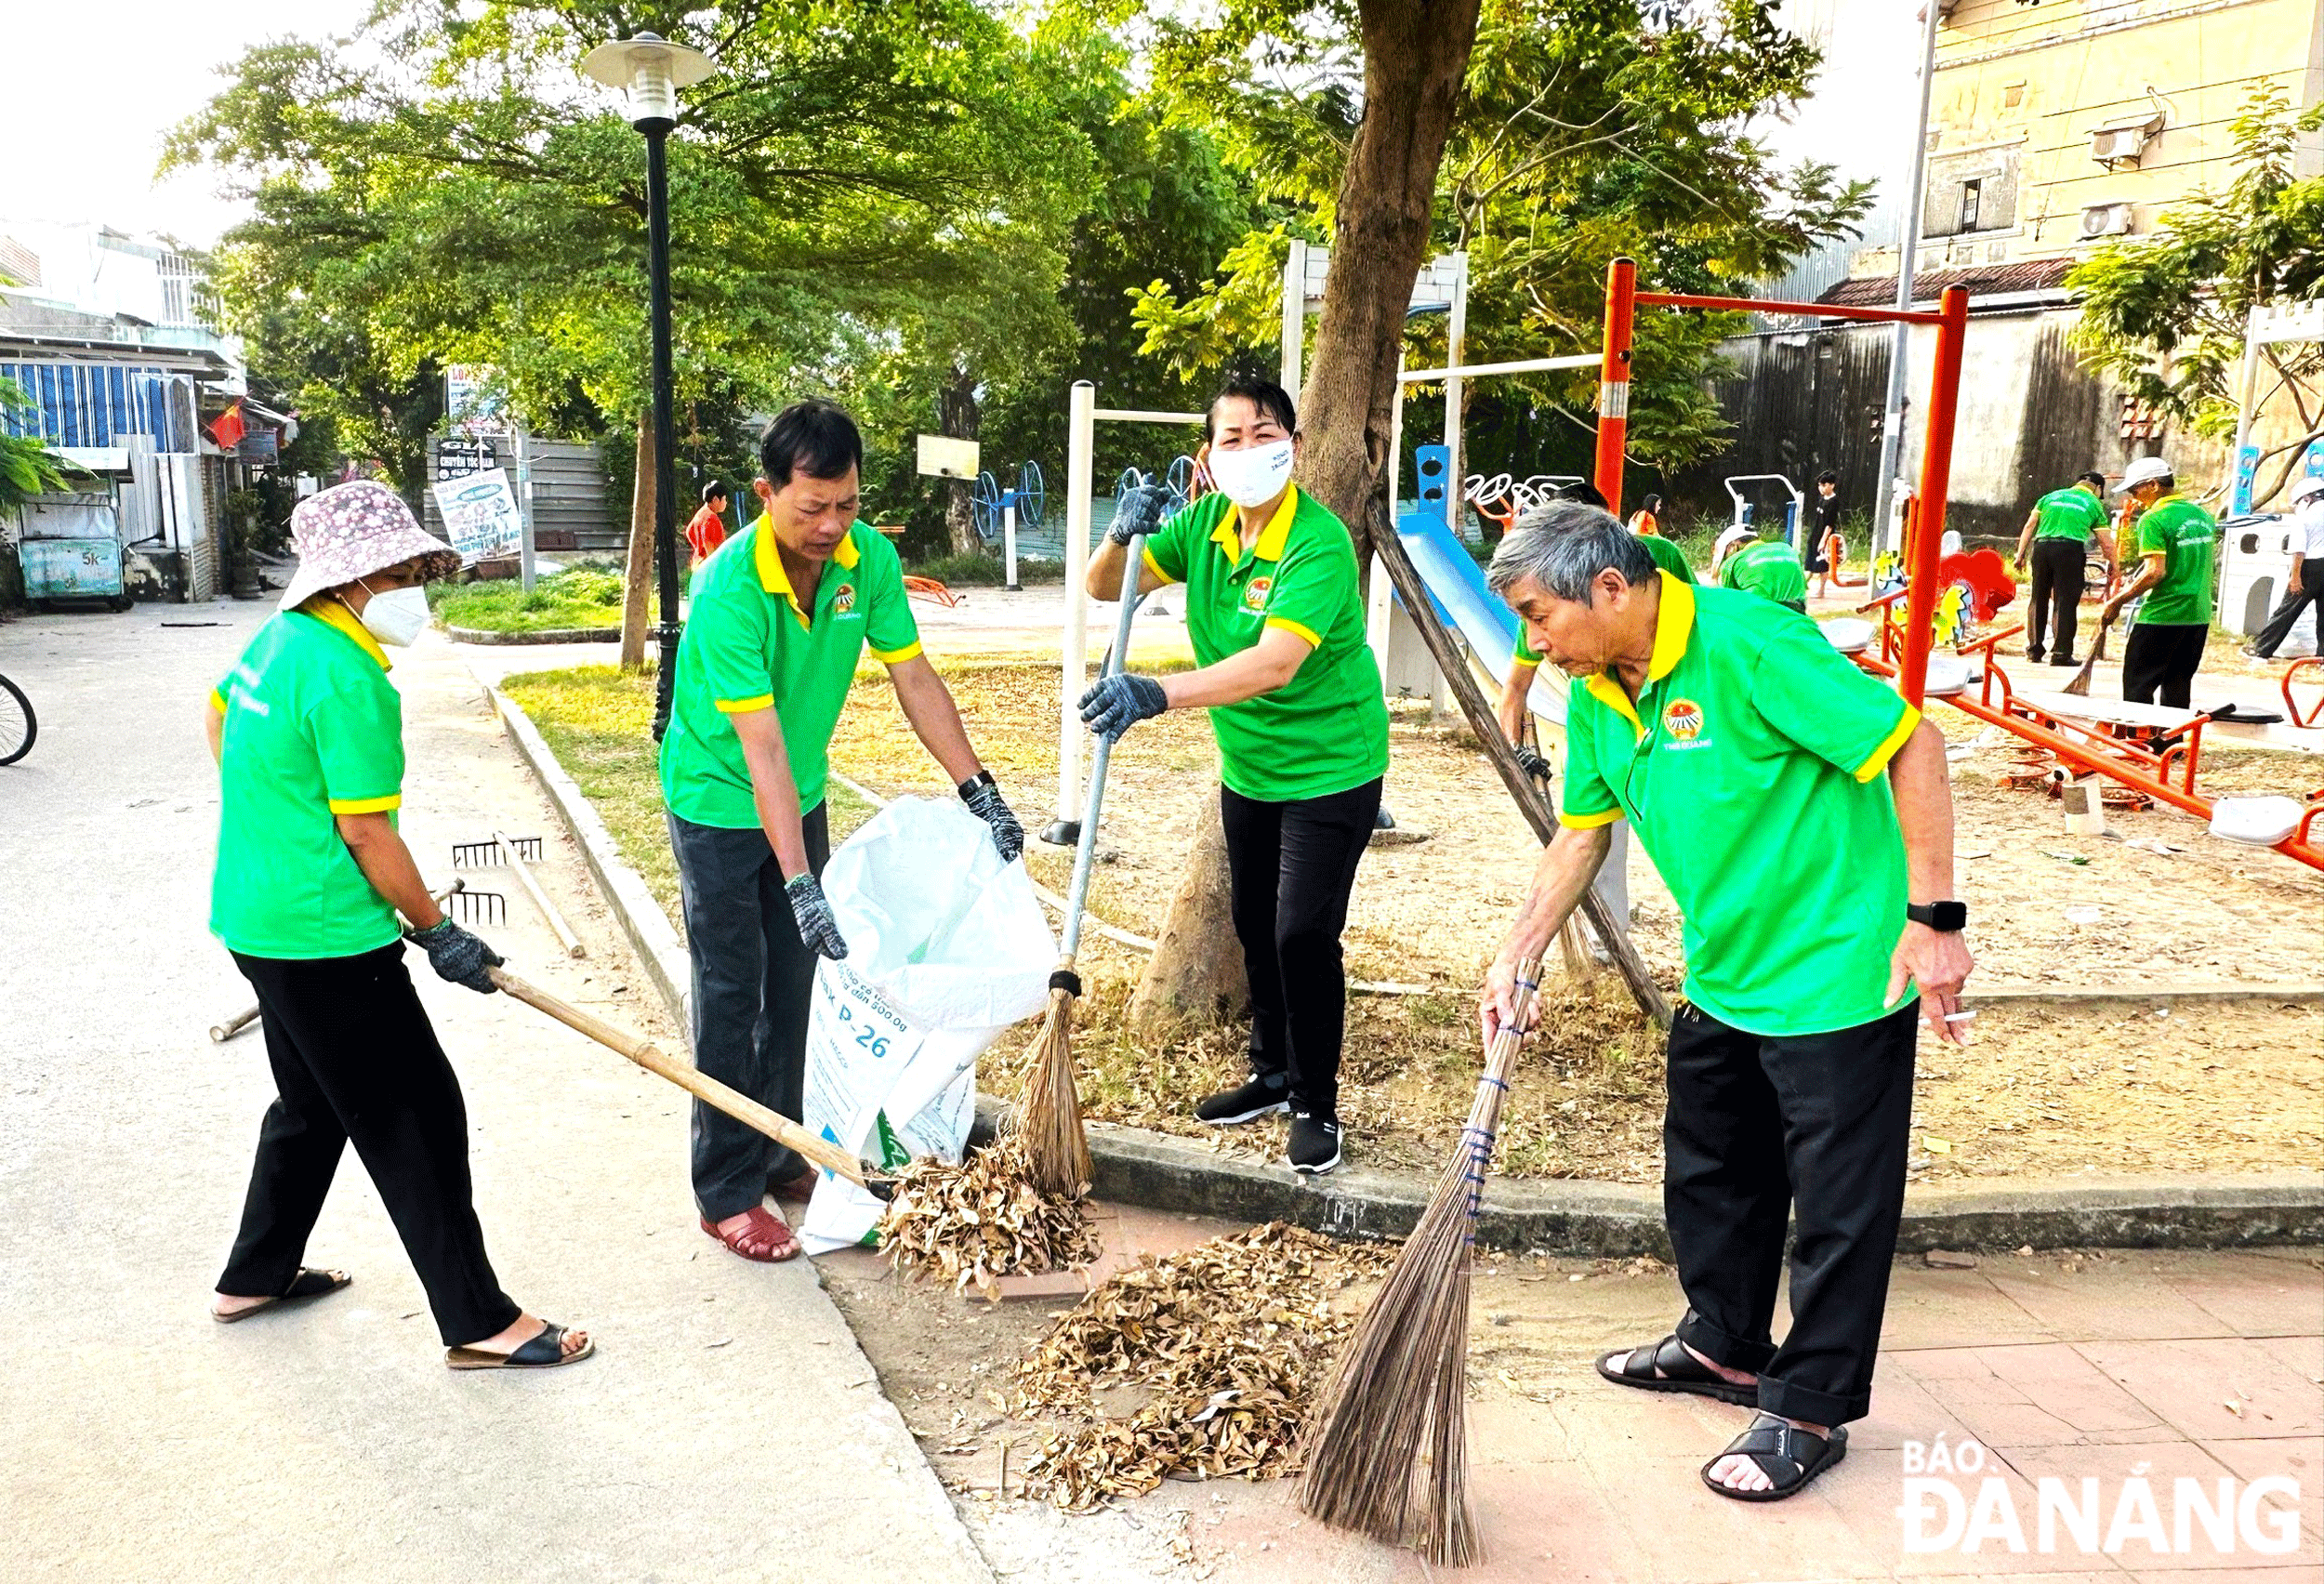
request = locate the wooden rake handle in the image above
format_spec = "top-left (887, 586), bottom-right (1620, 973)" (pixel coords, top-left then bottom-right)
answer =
top-left (487, 966), bottom-right (878, 1193)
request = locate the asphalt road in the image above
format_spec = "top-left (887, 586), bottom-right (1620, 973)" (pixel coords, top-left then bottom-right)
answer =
top-left (0, 600), bottom-right (991, 1584)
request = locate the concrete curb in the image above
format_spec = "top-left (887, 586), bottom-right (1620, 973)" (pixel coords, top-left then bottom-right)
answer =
top-left (488, 682), bottom-right (2324, 1257)
top-left (486, 682), bottom-right (693, 1035)
top-left (448, 624), bottom-right (621, 645)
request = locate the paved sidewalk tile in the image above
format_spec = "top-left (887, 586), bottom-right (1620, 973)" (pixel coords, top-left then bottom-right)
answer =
top-left (1837, 1448), bottom-right (2128, 1577)
top-left (1883, 1269), bottom-right (2065, 1351)
top-left (2203, 1436), bottom-right (2324, 1572)
top-left (2164, 1256), bottom-right (2324, 1340)
top-left (1986, 1266), bottom-right (2238, 1343)
top-left (1892, 1343), bottom-right (2168, 1446)
top-left (2078, 1339), bottom-right (2324, 1442)
top-left (1993, 1441), bottom-right (2247, 1573)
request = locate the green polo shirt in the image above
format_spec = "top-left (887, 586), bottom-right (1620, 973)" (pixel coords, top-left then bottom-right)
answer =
top-left (2131, 495), bottom-right (2217, 627)
top-left (1718, 538), bottom-right (1809, 605)
top-left (208, 598), bottom-right (406, 959)
top-left (1142, 486), bottom-right (1388, 801)
top-left (660, 518), bottom-right (921, 826)
top-left (1512, 535), bottom-right (1693, 665)
top-left (2032, 486), bottom-right (2107, 542)
top-left (1560, 575), bottom-right (1921, 1036)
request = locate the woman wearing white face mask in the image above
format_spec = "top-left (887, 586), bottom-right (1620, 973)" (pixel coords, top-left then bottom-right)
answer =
top-left (203, 481), bottom-right (593, 1370)
top-left (1080, 376), bottom-right (1389, 1176)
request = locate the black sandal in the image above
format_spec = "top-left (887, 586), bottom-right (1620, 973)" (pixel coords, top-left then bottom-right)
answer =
top-left (1596, 1333), bottom-right (1759, 1406)
top-left (1700, 1413), bottom-right (1847, 1502)
top-left (445, 1321), bottom-right (596, 1371)
top-left (212, 1266), bottom-right (350, 1324)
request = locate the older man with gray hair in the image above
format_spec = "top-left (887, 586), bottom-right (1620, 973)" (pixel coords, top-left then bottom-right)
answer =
top-left (1477, 501), bottom-right (1973, 1504)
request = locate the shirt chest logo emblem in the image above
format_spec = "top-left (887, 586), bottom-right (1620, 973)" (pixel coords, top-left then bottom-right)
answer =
top-left (1662, 698), bottom-right (1704, 742)
top-left (833, 582), bottom-right (858, 615)
top-left (1241, 574), bottom-right (1273, 614)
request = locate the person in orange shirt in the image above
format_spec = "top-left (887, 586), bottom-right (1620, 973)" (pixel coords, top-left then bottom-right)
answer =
top-left (687, 482), bottom-right (731, 565)
top-left (1628, 493), bottom-right (1664, 536)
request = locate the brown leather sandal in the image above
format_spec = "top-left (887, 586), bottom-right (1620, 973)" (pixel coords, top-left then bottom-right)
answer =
top-left (701, 1206), bottom-right (799, 1262)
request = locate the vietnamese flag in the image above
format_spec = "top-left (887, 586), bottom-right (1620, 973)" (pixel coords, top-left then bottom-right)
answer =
top-left (208, 402), bottom-right (246, 451)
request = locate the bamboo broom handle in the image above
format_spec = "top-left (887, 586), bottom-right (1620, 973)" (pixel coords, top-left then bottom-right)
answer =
top-left (1059, 521), bottom-right (1150, 959)
top-left (497, 830), bottom-right (586, 958)
top-left (488, 967), bottom-right (871, 1189)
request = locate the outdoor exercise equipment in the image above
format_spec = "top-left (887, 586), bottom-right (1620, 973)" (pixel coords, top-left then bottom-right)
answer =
top-left (972, 461), bottom-right (1048, 592)
top-left (1047, 382), bottom-right (1207, 846)
top-left (1723, 475), bottom-right (1803, 547)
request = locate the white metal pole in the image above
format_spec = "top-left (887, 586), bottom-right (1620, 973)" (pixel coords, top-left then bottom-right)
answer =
top-left (516, 427), bottom-right (536, 592)
top-left (2228, 310), bottom-right (2264, 512)
top-left (1444, 252), bottom-right (1468, 539)
top-left (1371, 354), bottom-right (1406, 683)
top-left (1003, 498), bottom-right (1020, 591)
top-left (1281, 239), bottom-right (1308, 398)
top-left (1871, 0), bottom-right (1941, 561)
top-left (1050, 381), bottom-right (1097, 843)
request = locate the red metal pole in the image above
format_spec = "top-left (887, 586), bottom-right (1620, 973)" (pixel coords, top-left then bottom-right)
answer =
top-left (1898, 284), bottom-right (1968, 706)
top-left (1594, 257), bottom-right (1636, 512)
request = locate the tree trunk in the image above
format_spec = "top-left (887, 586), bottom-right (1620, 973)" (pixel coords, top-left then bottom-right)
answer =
top-left (1295, 0), bottom-right (1485, 554)
top-left (940, 362), bottom-right (984, 557)
top-left (619, 415), bottom-right (654, 672)
top-left (1129, 787), bottom-right (1249, 1032)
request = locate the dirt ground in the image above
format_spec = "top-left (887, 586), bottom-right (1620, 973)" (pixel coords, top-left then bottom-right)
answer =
top-left (825, 659), bottom-right (2324, 1185)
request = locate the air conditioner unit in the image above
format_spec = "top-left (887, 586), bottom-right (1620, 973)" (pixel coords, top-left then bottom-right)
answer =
top-left (2091, 127), bottom-right (2147, 164)
top-left (2080, 203), bottom-right (2134, 239)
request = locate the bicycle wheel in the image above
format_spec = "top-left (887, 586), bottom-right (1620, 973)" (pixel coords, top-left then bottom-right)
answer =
top-left (0, 672), bottom-right (34, 765)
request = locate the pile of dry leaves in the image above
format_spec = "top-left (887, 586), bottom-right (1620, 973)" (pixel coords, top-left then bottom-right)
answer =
top-left (1011, 1222), bottom-right (1393, 1510)
top-left (878, 1138), bottom-right (1100, 1298)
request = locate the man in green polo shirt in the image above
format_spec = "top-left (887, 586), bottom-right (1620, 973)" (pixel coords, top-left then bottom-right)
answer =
top-left (2011, 470), bottom-right (2112, 666)
top-left (2101, 456), bottom-right (2218, 708)
top-left (1715, 532), bottom-right (1810, 613)
top-left (661, 400), bottom-right (1025, 1262)
top-left (1477, 501), bottom-right (1972, 1504)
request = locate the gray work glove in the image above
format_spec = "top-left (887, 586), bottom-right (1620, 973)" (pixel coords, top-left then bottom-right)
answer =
top-left (958, 772), bottom-right (1024, 863)
top-left (786, 873), bottom-right (849, 960)
top-left (405, 917), bottom-right (503, 994)
top-left (1513, 745), bottom-right (1552, 783)
top-left (1079, 673), bottom-right (1169, 742)
top-left (1106, 482), bottom-right (1170, 547)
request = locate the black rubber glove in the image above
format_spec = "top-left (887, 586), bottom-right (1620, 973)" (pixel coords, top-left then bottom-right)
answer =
top-left (1513, 745), bottom-right (1552, 783)
top-left (786, 873), bottom-right (849, 960)
top-left (405, 917), bottom-right (503, 994)
top-left (958, 771), bottom-right (1024, 863)
top-left (1107, 482), bottom-right (1170, 547)
top-left (1078, 673), bottom-right (1169, 742)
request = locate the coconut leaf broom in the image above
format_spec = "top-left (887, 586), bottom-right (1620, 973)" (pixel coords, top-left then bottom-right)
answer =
top-left (1297, 953), bottom-right (1548, 1565)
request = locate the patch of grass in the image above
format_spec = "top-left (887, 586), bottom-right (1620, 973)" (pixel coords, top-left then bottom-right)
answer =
top-left (431, 565), bottom-right (649, 634)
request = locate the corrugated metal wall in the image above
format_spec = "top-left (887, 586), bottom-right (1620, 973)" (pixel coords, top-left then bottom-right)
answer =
top-left (421, 434), bottom-right (616, 555)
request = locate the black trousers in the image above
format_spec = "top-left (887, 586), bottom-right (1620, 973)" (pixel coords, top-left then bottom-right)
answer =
top-left (2252, 559), bottom-right (2324, 657)
top-left (2121, 622), bottom-right (2208, 708)
top-left (667, 803), bottom-right (829, 1222)
top-left (2026, 537), bottom-right (2087, 660)
top-left (221, 944), bottom-right (521, 1348)
top-left (1218, 777), bottom-right (1382, 1117)
top-left (1664, 999), bottom-right (1919, 1428)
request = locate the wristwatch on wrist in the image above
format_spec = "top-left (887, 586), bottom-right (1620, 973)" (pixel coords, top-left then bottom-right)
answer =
top-left (959, 770), bottom-right (997, 797)
top-left (1907, 901), bottom-right (1968, 932)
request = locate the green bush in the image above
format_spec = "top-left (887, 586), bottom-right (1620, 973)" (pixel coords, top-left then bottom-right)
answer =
top-left (429, 564), bottom-right (642, 633)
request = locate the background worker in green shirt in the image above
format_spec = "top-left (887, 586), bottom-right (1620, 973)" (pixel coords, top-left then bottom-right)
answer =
top-left (1714, 530), bottom-right (1810, 613)
top-left (205, 482), bottom-right (590, 1371)
top-left (1079, 376), bottom-right (1389, 1176)
top-left (2102, 455), bottom-right (2219, 708)
top-left (2011, 470), bottom-right (2113, 667)
top-left (661, 401), bottom-right (1024, 1262)
top-left (1478, 502), bottom-right (1972, 1503)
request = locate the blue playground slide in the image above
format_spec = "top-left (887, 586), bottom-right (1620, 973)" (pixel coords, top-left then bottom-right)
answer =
top-left (1395, 507), bottom-right (1570, 726)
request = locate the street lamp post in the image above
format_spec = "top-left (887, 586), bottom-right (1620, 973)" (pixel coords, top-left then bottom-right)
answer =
top-left (580, 32), bottom-right (714, 741)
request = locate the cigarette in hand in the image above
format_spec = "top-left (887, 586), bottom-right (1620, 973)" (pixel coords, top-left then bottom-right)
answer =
top-left (1943, 1010), bottom-right (1977, 1024)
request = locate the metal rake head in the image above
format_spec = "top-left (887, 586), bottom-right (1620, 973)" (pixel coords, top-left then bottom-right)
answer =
top-left (451, 835), bottom-right (542, 867)
top-left (444, 888), bottom-right (507, 926)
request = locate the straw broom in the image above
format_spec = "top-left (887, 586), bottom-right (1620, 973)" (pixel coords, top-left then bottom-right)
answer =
top-left (1008, 508), bottom-right (1154, 1199)
top-left (1297, 953), bottom-right (1547, 1566)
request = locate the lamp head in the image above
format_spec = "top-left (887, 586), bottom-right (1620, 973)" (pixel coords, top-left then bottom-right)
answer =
top-left (580, 33), bottom-right (714, 128)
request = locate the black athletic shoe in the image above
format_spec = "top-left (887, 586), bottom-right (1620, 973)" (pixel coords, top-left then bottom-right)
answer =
top-left (2025, 648), bottom-right (2044, 664)
top-left (2050, 653), bottom-right (2080, 667)
top-left (1288, 1111), bottom-right (1342, 1175)
top-left (1195, 1073), bottom-right (1289, 1127)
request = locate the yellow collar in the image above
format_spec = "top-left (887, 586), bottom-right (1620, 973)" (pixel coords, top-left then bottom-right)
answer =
top-left (1583, 571), bottom-right (1693, 739)
top-left (1208, 486), bottom-right (1299, 565)
top-left (299, 594), bottom-right (391, 671)
top-left (754, 517), bottom-right (861, 628)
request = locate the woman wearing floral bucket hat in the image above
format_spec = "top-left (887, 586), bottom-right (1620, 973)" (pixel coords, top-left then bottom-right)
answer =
top-left (202, 481), bottom-right (591, 1370)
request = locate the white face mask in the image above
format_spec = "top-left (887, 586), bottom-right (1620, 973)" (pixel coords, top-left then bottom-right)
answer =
top-left (1208, 439), bottom-right (1296, 508)
top-left (355, 582), bottom-right (429, 647)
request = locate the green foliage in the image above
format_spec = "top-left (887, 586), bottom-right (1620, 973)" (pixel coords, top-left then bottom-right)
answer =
top-left (1123, 0), bottom-right (1869, 477)
top-left (0, 378), bottom-right (74, 511)
top-left (2067, 83), bottom-right (2324, 507)
top-left (429, 563), bottom-right (638, 632)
